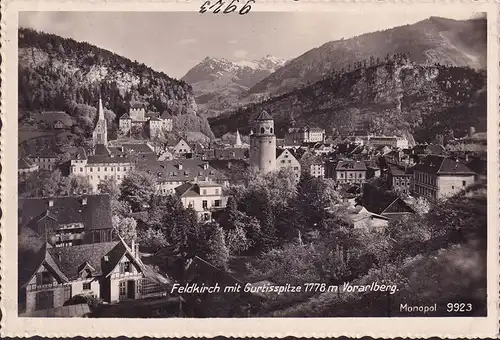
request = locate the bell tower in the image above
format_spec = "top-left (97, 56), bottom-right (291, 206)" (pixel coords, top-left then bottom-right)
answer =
top-left (249, 110), bottom-right (276, 173)
top-left (92, 96), bottom-right (108, 146)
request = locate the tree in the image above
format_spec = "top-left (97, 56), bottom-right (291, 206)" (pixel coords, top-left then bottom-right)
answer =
top-left (66, 174), bottom-right (93, 195)
top-left (112, 215), bottom-right (137, 246)
top-left (207, 226), bottom-right (230, 270)
top-left (98, 177), bottom-right (120, 200)
top-left (120, 170), bottom-right (157, 212)
top-left (226, 225), bottom-right (251, 255)
top-left (138, 227), bottom-right (169, 253)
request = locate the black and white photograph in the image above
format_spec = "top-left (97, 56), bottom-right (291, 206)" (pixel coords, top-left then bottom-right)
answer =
top-left (16, 9), bottom-right (489, 320)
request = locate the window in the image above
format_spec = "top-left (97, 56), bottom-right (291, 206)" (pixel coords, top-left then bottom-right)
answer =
top-left (90, 168), bottom-right (93, 172)
top-left (215, 189), bottom-right (219, 195)
top-left (80, 167), bottom-right (83, 172)
top-left (119, 261), bottom-right (132, 274)
top-left (104, 167), bottom-right (107, 171)
top-left (202, 200), bottom-right (208, 209)
top-left (36, 272), bottom-right (53, 285)
top-left (214, 200), bottom-right (221, 207)
top-left (119, 281), bottom-right (126, 297)
top-left (452, 186), bottom-right (455, 190)
top-left (203, 189), bottom-right (207, 195)
top-left (340, 173), bottom-right (344, 178)
top-left (281, 160), bottom-right (285, 164)
top-left (349, 173), bottom-right (353, 178)
top-left (97, 167), bottom-right (100, 172)
top-left (270, 128), bottom-right (273, 134)
top-left (462, 181), bottom-right (466, 186)
top-left (83, 282), bottom-right (91, 290)
top-left (260, 127), bottom-right (265, 134)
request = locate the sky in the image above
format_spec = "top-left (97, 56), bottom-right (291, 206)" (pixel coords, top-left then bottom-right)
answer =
top-left (19, 11), bottom-right (484, 79)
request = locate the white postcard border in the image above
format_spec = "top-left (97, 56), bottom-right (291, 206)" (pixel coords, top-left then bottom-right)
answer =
top-left (1, 1), bottom-right (499, 337)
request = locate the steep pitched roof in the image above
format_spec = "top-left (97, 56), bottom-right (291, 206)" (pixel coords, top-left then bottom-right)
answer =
top-left (94, 144), bottom-right (111, 156)
top-left (47, 241), bottom-right (120, 280)
top-left (414, 155), bottom-right (474, 175)
top-left (120, 113), bottom-right (131, 120)
top-left (255, 110), bottom-right (273, 121)
top-left (19, 195), bottom-right (113, 231)
top-left (160, 111), bottom-right (173, 119)
top-left (358, 183), bottom-right (414, 216)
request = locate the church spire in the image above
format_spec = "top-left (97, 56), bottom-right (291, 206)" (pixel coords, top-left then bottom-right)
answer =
top-left (235, 129), bottom-right (242, 146)
top-left (98, 96), bottom-right (105, 121)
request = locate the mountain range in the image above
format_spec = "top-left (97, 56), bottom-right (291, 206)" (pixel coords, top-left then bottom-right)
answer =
top-left (210, 58), bottom-right (486, 143)
top-left (181, 55), bottom-right (287, 117)
top-left (245, 16), bottom-right (486, 98)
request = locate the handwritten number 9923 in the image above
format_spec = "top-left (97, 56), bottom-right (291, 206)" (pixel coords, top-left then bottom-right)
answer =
top-left (200, 0), bottom-right (255, 14)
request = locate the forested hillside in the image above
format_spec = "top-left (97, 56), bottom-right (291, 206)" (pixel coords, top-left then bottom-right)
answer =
top-left (18, 28), bottom-right (214, 137)
top-left (211, 54), bottom-right (486, 143)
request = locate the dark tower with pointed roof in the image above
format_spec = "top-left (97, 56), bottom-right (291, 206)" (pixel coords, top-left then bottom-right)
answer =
top-left (92, 97), bottom-right (108, 146)
top-left (249, 110), bottom-right (276, 172)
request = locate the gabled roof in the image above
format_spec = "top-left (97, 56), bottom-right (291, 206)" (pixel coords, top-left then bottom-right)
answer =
top-left (160, 111), bottom-right (173, 119)
top-left (358, 183), bottom-right (414, 216)
top-left (94, 144), bottom-right (111, 156)
top-left (175, 183), bottom-right (196, 197)
top-left (255, 110), bottom-right (273, 121)
top-left (414, 155), bottom-right (474, 175)
top-left (19, 195), bottom-right (113, 231)
top-left (20, 242), bottom-right (70, 288)
top-left (120, 113), bottom-right (131, 120)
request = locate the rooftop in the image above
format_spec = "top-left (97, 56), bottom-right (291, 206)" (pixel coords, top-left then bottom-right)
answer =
top-left (414, 155), bottom-right (475, 175)
top-left (19, 194), bottom-right (113, 231)
top-left (255, 110), bottom-right (273, 121)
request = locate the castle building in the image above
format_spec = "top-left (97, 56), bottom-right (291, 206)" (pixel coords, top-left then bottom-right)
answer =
top-left (249, 110), bottom-right (276, 173)
top-left (92, 97), bottom-right (108, 146)
top-left (119, 102), bottom-right (173, 138)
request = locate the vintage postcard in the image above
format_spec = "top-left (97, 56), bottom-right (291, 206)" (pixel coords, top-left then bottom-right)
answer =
top-left (1, 0), bottom-right (499, 337)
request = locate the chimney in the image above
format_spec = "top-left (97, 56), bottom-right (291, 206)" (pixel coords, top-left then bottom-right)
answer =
top-left (48, 199), bottom-right (54, 207)
top-left (81, 197), bottom-right (88, 206)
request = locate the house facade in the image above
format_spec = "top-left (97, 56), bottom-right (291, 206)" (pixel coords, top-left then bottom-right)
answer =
top-left (387, 164), bottom-right (413, 194)
top-left (70, 154), bottom-right (134, 192)
top-left (19, 195), bottom-right (115, 247)
top-left (19, 239), bottom-right (164, 315)
top-left (29, 149), bottom-right (58, 171)
top-left (276, 149), bottom-right (301, 181)
top-left (136, 159), bottom-right (229, 195)
top-left (413, 155), bottom-right (476, 200)
top-left (285, 127), bottom-right (325, 144)
top-left (334, 160), bottom-right (367, 184)
top-left (175, 182), bottom-right (226, 221)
